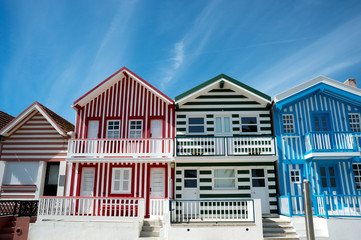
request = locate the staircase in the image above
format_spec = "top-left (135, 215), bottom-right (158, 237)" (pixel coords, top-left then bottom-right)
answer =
top-left (0, 216), bottom-right (16, 240)
top-left (263, 216), bottom-right (299, 240)
top-left (139, 219), bottom-right (163, 240)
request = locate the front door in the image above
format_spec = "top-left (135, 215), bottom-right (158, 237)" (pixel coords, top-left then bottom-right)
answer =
top-left (43, 162), bottom-right (60, 196)
top-left (313, 114), bottom-right (330, 132)
top-left (150, 120), bottom-right (163, 153)
top-left (87, 120), bottom-right (99, 138)
top-left (150, 168), bottom-right (165, 198)
top-left (319, 165), bottom-right (338, 194)
top-left (251, 169), bottom-right (270, 214)
top-left (182, 169), bottom-right (199, 217)
top-left (80, 167), bottom-right (95, 213)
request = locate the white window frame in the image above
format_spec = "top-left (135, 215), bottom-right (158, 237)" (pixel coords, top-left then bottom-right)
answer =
top-left (213, 169), bottom-right (236, 190)
top-left (289, 169), bottom-right (301, 183)
top-left (215, 115), bottom-right (232, 136)
top-left (240, 115), bottom-right (259, 134)
top-left (282, 114), bottom-right (295, 134)
top-left (187, 116), bottom-right (206, 135)
top-left (111, 168), bottom-right (132, 194)
top-left (353, 163), bottom-right (361, 189)
top-left (348, 113), bottom-right (361, 133)
top-left (129, 120), bottom-right (143, 138)
top-left (106, 120), bottom-right (120, 138)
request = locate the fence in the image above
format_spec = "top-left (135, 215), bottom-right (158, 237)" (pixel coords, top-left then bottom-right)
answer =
top-left (0, 200), bottom-right (38, 217)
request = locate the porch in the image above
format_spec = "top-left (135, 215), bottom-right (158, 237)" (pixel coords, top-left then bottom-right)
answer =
top-left (176, 136), bottom-right (275, 156)
top-left (279, 193), bottom-right (361, 218)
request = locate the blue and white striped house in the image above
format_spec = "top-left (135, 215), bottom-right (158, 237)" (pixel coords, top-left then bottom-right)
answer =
top-left (273, 76), bottom-right (361, 217)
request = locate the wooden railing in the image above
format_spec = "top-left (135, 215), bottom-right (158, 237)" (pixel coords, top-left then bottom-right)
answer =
top-left (68, 138), bottom-right (173, 158)
top-left (169, 199), bottom-right (255, 223)
top-left (37, 197), bottom-right (144, 220)
top-left (176, 136), bottom-right (275, 156)
top-left (305, 131), bottom-right (357, 153)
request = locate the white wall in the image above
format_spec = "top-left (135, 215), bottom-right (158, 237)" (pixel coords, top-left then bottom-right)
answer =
top-left (29, 220), bottom-right (142, 240)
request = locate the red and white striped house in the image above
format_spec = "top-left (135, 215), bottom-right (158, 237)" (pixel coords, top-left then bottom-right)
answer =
top-left (50, 67), bottom-right (175, 219)
top-left (0, 102), bottom-right (74, 199)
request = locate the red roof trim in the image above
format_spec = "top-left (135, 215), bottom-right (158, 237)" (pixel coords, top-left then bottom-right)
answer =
top-left (73, 67), bottom-right (174, 105)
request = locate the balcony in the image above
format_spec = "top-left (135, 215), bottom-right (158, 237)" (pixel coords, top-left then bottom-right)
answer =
top-left (67, 138), bottom-right (173, 158)
top-left (304, 132), bottom-right (359, 158)
top-left (176, 136), bottom-right (275, 156)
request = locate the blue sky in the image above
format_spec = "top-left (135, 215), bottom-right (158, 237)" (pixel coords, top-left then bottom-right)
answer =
top-left (1, 0), bottom-right (361, 123)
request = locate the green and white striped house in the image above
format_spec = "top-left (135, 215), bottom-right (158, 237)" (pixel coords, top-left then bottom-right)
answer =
top-left (174, 74), bottom-right (278, 215)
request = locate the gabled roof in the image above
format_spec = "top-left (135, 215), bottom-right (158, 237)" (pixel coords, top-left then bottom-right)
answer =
top-left (73, 66), bottom-right (173, 107)
top-left (175, 74), bottom-right (271, 104)
top-left (0, 111), bottom-right (14, 130)
top-left (0, 102), bottom-right (74, 137)
top-left (274, 76), bottom-right (361, 109)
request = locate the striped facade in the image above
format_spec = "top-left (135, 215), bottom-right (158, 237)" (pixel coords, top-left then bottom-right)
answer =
top-left (175, 74), bottom-right (278, 214)
top-left (0, 102), bottom-right (74, 199)
top-left (273, 76), bottom-right (361, 196)
top-left (67, 67), bottom-right (175, 217)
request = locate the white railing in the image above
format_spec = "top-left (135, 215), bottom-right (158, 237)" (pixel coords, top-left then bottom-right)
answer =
top-left (68, 138), bottom-right (173, 158)
top-left (37, 197), bottom-right (144, 220)
top-left (305, 132), bottom-right (356, 153)
top-left (176, 136), bottom-right (275, 156)
top-left (315, 194), bottom-right (361, 218)
top-left (169, 199), bottom-right (254, 223)
top-left (149, 198), bottom-right (168, 217)
top-left (278, 194), bottom-right (304, 216)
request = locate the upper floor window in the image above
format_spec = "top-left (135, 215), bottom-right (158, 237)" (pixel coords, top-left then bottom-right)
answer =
top-left (214, 169), bottom-right (235, 189)
top-left (282, 114), bottom-right (295, 134)
top-left (289, 169), bottom-right (301, 183)
top-left (215, 116), bottom-right (231, 135)
top-left (129, 120), bottom-right (143, 138)
top-left (240, 117), bottom-right (258, 133)
top-left (187, 117), bottom-right (205, 134)
top-left (111, 168), bottom-right (131, 194)
top-left (349, 113), bottom-right (361, 132)
top-left (107, 120), bottom-right (120, 138)
top-left (353, 164), bottom-right (361, 189)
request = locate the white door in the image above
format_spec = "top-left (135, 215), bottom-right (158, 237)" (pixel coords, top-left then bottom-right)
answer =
top-left (80, 167), bottom-right (95, 213)
top-left (87, 120), bottom-right (99, 138)
top-left (250, 169), bottom-right (270, 214)
top-left (150, 120), bottom-right (163, 153)
top-left (182, 169), bottom-right (199, 217)
top-left (150, 168), bottom-right (165, 198)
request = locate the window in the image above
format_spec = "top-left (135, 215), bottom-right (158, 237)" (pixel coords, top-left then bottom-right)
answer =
top-left (251, 169), bottom-right (265, 187)
top-left (290, 170), bottom-right (301, 183)
top-left (111, 168), bottom-right (131, 194)
top-left (240, 117), bottom-right (258, 133)
top-left (184, 170), bottom-right (197, 188)
top-left (349, 113), bottom-right (361, 132)
top-left (4, 162), bottom-right (39, 185)
top-left (129, 120), bottom-right (143, 138)
top-left (187, 117), bottom-right (205, 134)
top-left (215, 116), bottom-right (231, 135)
top-left (353, 164), bottom-right (361, 189)
top-left (214, 169), bottom-right (235, 189)
top-left (107, 120), bottom-right (120, 138)
top-left (282, 114), bottom-right (295, 134)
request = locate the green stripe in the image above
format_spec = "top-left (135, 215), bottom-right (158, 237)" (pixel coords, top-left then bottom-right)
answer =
top-left (233, 127), bottom-right (240, 131)
top-left (200, 194), bottom-right (251, 198)
top-left (260, 120), bottom-right (271, 124)
top-left (200, 178), bottom-right (212, 182)
top-left (268, 177), bottom-right (276, 182)
top-left (176, 178), bottom-right (182, 182)
top-left (207, 128), bottom-right (214, 131)
top-left (177, 162), bottom-right (275, 167)
top-left (232, 114), bottom-right (239, 117)
top-left (200, 186), bottom-right (212, 190)
top-left (269, 185), bottom-right (276, 189)
top-left (176, 194), bottom-right (182, 198)
top-left (184, 101), bottom-right (261, 106)
top-left (176, 121), bottom-right (186, 125)
top-left (261, 127), bottom-right (272, 131)
top-left (267, 169), bottom-right (275, 174)
top-left (206, 121), bottom-right (214, 124)
top-left (200, 170), bottom-right (212, 175)
top-left (270, 201), bottom-right (278, 206)
top-left (176, 108), bottom-right (271, 112)
top-left (260, 114), bottom-right (270, 117)
top-left (232, 121), bottom-right (240, 124)
top-left (269, 193), bottom-right (277, 198)
top-left (237, 170), bottom-right (250, 174)
top-left (238, 178), bottom-right (250, 182)
top-left (176, 171), bottom-right (182, 175)
top-left (177, 115), bottom-right (186, 118)
top-left (206, 114), bottom-right (213, 118)
top-left (176, 186), bottom-right (182, 190)
top-left (196, 95), bottom-right (247, 99)
top-left (176, 128), bottom-right (186, 131)
top-left (238, 186), bottom-right (251, 190)
top-left (208, 89), bottom-right (235, 93)
top-left (270, 209), bottom-right (278, 214)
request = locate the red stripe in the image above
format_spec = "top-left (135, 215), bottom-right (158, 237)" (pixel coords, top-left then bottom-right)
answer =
top-left (0, 195), bottom-right (35, 198)
top-left (0, 158), bottom-right (65, 162)
top-left (2, 185), bottom-right (36, 188)
top-left (2, 147), bottom-right (67, 151)
top-left (2, 142), bottom-right (67, 146)
top-left (1, 152), bottom-right (67, 156)
top-left (1, 189), bottom-right (36, 193)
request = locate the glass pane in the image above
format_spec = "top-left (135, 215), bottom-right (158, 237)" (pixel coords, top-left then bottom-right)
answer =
top-left (184, 170), bottom-right (197, 178)
top-left (189, 118), bottom-right (204, 124)
top-left (252, 179), bottom-right (265, 187)
top-left (242, 117), bottom-right (257, 124)
top-left (123, 180), bottom-right (129, 191)
top-left (330, 178), bottom-right (337, 187)
top-left (123, 169), bottom-right (130, 180)
top-left (47, 165), bottom-right (59, 185)
top-left (215, 179), bottom-right (235, 188)
top-left (320, 167), bottom-right (326, 176)
top-left (114, 181), bottom-right (120, 191)
top-left (215, 169), bottom-right (234, 178)
top-left (321, 178), bottom-right (327, 187)
top-left (184, 179), bottom-right (197, 188)
top-left (242, 125), bottom-right (257, 132)
top-left (114, 170), bottom-right (121, 180)
top-left (189, 126), bottom-right (204, 133)
top-left (216, 117), bottom-right (222, 133)
top-left (252, 169), bottom-right (264, 177)
top-left (224, 117), bottom-right (231, 132)
top-left (329, 167), bottom-right (335, 176)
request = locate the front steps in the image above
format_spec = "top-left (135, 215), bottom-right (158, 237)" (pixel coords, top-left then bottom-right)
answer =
top-left (0, 216), bottom-right (16, 240)
top-left (139, 219), bottom-right (163, 240)
top-left (263, 216), bottom-right (299, 240)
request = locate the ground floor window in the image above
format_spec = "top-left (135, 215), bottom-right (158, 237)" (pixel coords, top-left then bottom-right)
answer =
top-left (353, 164), bottom-right (361, 189)
top-left (214, 169), bottom-right (235, 189)
top-left (4, 162), bottom-right (39, 185)
top-left (289, 169), bottom-right (301, 183)
top-left (111, 168), bottom-right (131, 194)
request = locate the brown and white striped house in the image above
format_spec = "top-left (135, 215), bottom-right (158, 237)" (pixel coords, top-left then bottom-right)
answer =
top-left (0, 102), bottom-right (74, 200)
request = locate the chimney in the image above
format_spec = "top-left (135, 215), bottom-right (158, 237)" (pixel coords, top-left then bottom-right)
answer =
top-left (344, 78), bottom-right (357, 88)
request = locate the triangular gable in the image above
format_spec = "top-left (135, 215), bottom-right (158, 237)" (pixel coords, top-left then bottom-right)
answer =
top-left (175, 74), bottom-right (271, 107)
top-left (0, 102), bottom-right (74, 137)
top-left (73, 67), bottom-right (173, 108)
top-left (0, 111), bottom-right (14, 130)
top-left (274, 76), bottom-right (361, 110)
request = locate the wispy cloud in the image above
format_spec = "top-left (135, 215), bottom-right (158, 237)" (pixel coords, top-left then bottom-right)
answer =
top-left (160, 41), bottom-right (184, 90)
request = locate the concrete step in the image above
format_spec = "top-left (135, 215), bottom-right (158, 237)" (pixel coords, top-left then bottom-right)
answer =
top-left (264, 236), bottom-right (299, 240)
top-left (1, 226), bottom-right (15, 234)
top-left (263, 222), bottom-right (293, 228)
top-left (263, 217), bottom-right (292, 223)
top-left (143, 220), bottom-right (162, 227)
top-left (142, 226), bottom-right (161, 232)
top-left (263, 227), bottom-right (297, 234)
top-left (139, 231), bottom-right (160, 238)
top-left (138, 238), bottom-right (159, 240)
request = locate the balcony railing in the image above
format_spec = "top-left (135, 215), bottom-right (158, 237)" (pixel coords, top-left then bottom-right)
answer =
top-left (169, 199), bottom-right (255, 223)
top-left (68, 138), bottom-right (173, 158)
top-left (37, 196), bottom-right (144, 220)
top-left (305, 131), bottom-right (357, 154)
top-left (176, 136), bottom-right (275, 156)
top-left (0, 200), bottom-right (38, 217)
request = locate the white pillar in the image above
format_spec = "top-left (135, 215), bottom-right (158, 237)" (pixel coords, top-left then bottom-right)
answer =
top-left (73, 162), bottom-right (79, 196)
top-left (96, 162), bottom-right (100, 196)
top-left (134, 163), bottom-right (138, 197)
top-left (35, 161), bottom-right (46, 199)
top-left (101, 162), bottom-right (105, 196)
top-left (0, 161), bottom-right (6, 193)
top-left (57, 161), bottom-right (67, 196)
top-left (139, 163), bottom-right (143, 198)
top-left (144, 163), bottom-right (148, 199)
top-left (106, 163), bottom-right (110, 197)
top-left (65, 162), bottom-right (72, 196)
